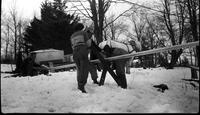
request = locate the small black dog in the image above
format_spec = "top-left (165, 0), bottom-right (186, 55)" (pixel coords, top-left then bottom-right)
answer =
top-left (153, 84), bottom-right (169, 93)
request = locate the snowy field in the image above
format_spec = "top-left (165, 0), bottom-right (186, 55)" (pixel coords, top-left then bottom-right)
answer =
top-left (1, 64), bottom-right (199, 113)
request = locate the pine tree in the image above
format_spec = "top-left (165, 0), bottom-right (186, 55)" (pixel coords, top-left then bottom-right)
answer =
top-left (23, 0), bottom-right (80, 54)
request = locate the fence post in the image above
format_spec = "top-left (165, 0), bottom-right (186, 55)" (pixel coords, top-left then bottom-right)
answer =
top-left (191, 66), bottom-right (198, 79)
top-left (48, 62), bottom-right (55, 72)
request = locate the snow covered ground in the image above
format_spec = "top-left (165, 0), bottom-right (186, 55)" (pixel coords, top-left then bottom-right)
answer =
top-left (1, 64), bottom-right (199, 113)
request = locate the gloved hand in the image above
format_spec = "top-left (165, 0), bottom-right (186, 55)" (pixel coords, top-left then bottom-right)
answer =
top-left (110, 62), bottom-right (116, 70)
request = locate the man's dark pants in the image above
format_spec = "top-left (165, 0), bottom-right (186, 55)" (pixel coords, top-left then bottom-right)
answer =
top-left (112, 49), bottom-right (129, 88)
top-left (73, 45), bottom-right (89, 89)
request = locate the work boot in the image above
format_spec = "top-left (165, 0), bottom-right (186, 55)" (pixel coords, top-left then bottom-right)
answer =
top-left (93, 80), bottom-right (99, 85)
top-left (78, 86), bottom-right (87, 93)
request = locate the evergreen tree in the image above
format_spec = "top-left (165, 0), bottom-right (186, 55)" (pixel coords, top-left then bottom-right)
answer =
top-left (23, 0), bottom-right (80, 54)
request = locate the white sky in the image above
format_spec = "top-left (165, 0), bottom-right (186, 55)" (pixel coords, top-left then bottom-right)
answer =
top-left (1, 0), bottom-right (156, 20)
top-left (2, 0), bottom-right (46, 19)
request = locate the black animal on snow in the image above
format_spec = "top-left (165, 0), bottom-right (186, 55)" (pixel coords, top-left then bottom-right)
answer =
top-left (153, 84), bottom-right (169, 93)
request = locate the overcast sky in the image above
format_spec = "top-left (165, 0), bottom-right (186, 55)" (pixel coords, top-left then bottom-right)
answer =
top-left (1, 0), bottom-right (157, 20)
top-left (2, 0), bottom-right (45, 18)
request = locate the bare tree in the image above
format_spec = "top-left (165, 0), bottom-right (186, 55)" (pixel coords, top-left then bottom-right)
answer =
top-left (9, 1), bottom-right (19, 62)
top-left (1, 1), bottom-right (29, 68)
top-left (70, 0), bottom-right (111, 43)
top-left (1, 9), bottom-right (14, 63)
top-left (161, 0), bottom-right (189, 68)
top-left (186, 0), bottom-right (199, 66)
top-left (125, 6), bottom-right (147, 42)
top-left (4, 24), bottom-right (11, 59)
top-left (86, 0), bottom-right (111, 43)
top-left (17, 18), bottom-right (29, 53)
top-left (104, 14), bottom-right (129, 40)
top-left (69, 0), bottom-right (133, 44)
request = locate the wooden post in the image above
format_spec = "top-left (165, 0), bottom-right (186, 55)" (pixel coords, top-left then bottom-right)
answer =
top-left (190, 66), bottom-right (199, 79)
top-left (99, 68), bottom-right (107, 86)
top-left (125, 59), bottom-right (131, 74)
top-left (48, 62), bottom-right (55, 72)
top-left (191, 68), bottom-right (197, 79)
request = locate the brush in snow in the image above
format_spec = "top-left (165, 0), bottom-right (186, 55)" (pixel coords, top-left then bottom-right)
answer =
top-left (153, 84), bottom-right (169, 93)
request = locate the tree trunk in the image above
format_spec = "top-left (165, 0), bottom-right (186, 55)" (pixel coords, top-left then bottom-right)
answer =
top-left (14, 20), bottom-right (18, 63)
top-left (195, 46), bottom-right (199, 66)
top-left (5, 24), bottom-right (10, 59)
top-left (187, 0), bottom-right (199, 66)
top-left (155, 53), bottom-right (157, 67)
top-left (193, 47), bottom-right (197, 66)
top-left (168, 50), bottom-right (182, 69)
top-left (98, 0), bottom-right (104, 43)
top-left (89, 0), bottom-right (104, 44)
top-left (15, 22), bottom-right (23, 73)
top-left (190, 49), bottom-right (193, 66)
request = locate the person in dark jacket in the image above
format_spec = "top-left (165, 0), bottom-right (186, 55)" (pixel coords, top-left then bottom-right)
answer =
top-left (70, 23), bottom-right (91, 93)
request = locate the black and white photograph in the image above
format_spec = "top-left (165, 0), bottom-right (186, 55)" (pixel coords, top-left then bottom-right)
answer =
top-left (1, 0), bottom-right (199, 113)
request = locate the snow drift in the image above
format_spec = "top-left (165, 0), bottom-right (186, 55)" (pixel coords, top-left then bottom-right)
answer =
top-left (1, 64), bottom-right (199, 113)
